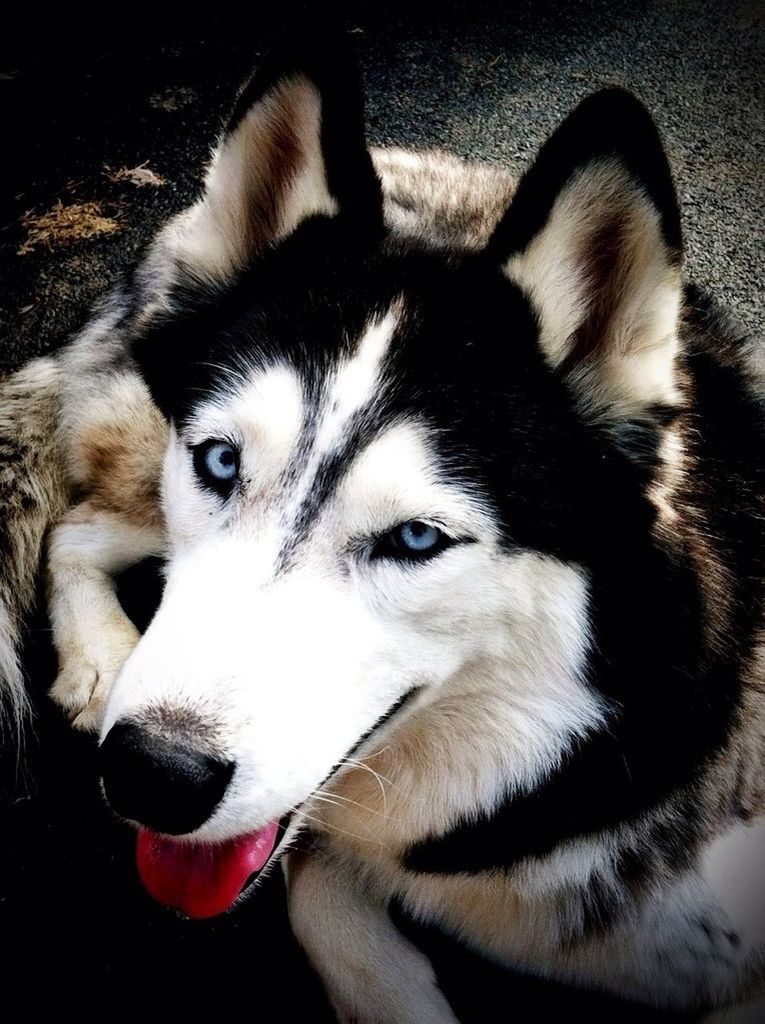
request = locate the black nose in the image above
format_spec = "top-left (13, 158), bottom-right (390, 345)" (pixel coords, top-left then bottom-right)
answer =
top-left (99, 722), bottom-right (234, 835)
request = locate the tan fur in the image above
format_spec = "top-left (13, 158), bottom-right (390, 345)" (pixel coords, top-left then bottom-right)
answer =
top-left (372, 147), bottom-right (516, 250)
top-left (77, 407), bottom-right (166, 529)
top-left (29, 353), bottom-right (171, 729)
top-left (0, 358), bottom-right (68, 728)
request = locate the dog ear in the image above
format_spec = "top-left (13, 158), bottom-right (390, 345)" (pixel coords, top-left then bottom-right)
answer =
top-left (487, 89), bottom-right (683, 423)
top-left (132, 19), bottom-right (382, 419)
top-left (164, 18), bottom-right (382, 284)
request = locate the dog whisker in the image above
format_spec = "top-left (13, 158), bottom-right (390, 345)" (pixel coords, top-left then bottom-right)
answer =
top-left (310, 789), bottom-right (407, 826)
top-left (299, 811), bottom-right (391, 849)
top-left (334, 755), bottom-right (409, 814)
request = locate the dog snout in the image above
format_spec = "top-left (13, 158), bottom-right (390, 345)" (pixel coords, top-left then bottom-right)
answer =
top-left (99, 721), bottom-right (234, 835)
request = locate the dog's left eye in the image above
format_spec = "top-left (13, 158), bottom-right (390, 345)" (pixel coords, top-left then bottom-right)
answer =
top-left (372, 520), bottom-right (453, 562)
top-left (193, 440), bottom-right (239, 494)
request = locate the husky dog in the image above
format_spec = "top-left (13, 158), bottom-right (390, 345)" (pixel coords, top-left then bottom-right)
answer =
top-left (1, 24), bottom-right (763, 1023)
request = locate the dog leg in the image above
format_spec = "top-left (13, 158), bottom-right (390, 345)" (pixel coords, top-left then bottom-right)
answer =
top-left (48, 502), bottom-right (163, 732)
top-left (287, 849), bottom-right (459, 1024)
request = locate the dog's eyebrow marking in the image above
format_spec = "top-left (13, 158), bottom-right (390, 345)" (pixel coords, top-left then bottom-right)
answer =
top-left (281, 407), bottom-right (383, 566)
top-left (187, 362), bottom-right (306, 494)
top-left (275, 303), bottom-right (401, 571)
top-left (316, 304), bottom-right (400, 451)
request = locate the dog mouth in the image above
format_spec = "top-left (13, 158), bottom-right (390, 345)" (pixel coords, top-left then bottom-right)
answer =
top-left (133, 693), bottom-right (419, 918)
top-left (136, 816), bottom-right (289, 919)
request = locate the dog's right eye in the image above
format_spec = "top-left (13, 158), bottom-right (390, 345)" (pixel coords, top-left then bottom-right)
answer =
top-left (193, 440), bottom-right (239, 496)
top-left (371, 520), bottom-right (455, 562)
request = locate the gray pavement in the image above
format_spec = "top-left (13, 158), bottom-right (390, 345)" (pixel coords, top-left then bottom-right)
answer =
top-left (0, 1), bottom-right (762, 374)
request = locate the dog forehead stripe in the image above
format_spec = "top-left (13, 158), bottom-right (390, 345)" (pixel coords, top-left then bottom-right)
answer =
top-left (276, 305), bottom-right (401, 569)
top-left (315, 304), bottom-right (400, 451)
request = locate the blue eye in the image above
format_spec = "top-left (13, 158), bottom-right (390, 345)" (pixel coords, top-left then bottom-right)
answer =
top-left (193, 440), bottom-right (239, 495)
top-left (398, 521), bottom-right (441, 552)
top-left (372, 520), bottom-right (453, 562)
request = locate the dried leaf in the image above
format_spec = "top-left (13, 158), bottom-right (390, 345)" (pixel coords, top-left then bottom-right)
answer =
top-left (18, 200), bottom-right (120, 255)
top-left (104, 162), bottom-right (167, 188)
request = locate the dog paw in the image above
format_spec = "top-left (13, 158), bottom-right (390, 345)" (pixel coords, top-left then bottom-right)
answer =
top-left (50, 660), bottom-right (112, 732)
top-left (72, 677), bottom-right (114, 734)
top-left (50, 635), bottom-right (138, 733)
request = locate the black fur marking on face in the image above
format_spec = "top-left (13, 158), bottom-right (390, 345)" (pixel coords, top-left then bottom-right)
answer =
top-left (274, 399), bottom-right (388, 576)
top-left (132, 218), bottom-right (392, 423)
top-left (404, 292), bottom-right (763, 875)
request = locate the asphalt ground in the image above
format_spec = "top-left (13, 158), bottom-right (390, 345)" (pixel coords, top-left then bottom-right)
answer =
top-left (0, 2), bottom-right (762, 1018)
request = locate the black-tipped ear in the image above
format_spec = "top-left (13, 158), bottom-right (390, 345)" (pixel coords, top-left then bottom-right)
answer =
top-left (161, 17), bottom-right (382, 284)
top-left (488, 89), bottom-right (684, 422)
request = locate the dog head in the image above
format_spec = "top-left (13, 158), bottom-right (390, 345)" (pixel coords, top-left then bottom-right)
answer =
top-left (98, 23), bottom-right (688, 916)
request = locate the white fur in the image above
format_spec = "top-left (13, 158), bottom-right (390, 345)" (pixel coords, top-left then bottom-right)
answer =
top-left (702, 816), bottom-right (765, 959)
top-left (288, 850), bottom-right (459, 1024)
top-left (504, 160), bottom-right (683, 421)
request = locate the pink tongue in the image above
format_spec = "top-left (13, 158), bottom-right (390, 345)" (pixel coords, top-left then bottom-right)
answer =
top-left (136, 823), bottom-right (279, 919)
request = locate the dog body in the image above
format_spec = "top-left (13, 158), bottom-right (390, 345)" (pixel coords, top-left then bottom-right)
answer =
top-left (1, 28), bottom-right (763, 1022)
